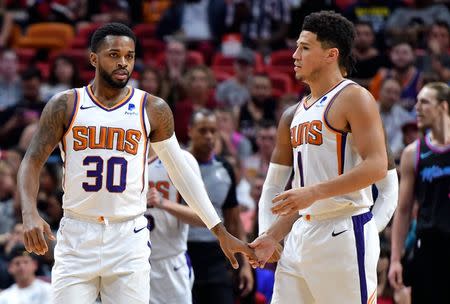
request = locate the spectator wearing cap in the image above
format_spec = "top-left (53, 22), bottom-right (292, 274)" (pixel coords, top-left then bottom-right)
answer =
top-left (216, 48), bottom-right (255, 111)
top-left (377, 78), bottom-right (414, 159)
top-left (0, 244), bottom-right (52, 304)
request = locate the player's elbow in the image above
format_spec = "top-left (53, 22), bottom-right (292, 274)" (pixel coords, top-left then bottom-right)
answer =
top-left (372, 156), bottom-right (388, 182)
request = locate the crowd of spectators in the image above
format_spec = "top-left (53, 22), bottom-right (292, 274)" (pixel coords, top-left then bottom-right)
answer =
top-left (1, 0), bottom-right (449, 303)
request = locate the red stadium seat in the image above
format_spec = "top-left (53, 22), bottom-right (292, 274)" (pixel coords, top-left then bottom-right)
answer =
top-left (155, 50), bottom-right (205, 68)
top-left (70, 22), bottom-right (102, 49)
top-left (141, 38), bottom-right (166, 65)
top-left (133, 23), bottom-right (156, 40)
top-left (212, 68), bottom-right (233, 83)
top-left (269, 71), bottom-right (293, 97)
top-left (212, 51), bottom-right (265, 74)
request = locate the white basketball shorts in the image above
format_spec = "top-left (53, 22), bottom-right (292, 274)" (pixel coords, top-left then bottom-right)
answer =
top-left (150, 251), bottom-right (194, 304)
top-left (271, 211), bottom-right (379, 304)
top-left (52, 215), bottom-right (151, 304)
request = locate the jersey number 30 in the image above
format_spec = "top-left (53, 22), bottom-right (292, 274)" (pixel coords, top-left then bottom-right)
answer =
top-left (82, 156), bottom-right (128, 192)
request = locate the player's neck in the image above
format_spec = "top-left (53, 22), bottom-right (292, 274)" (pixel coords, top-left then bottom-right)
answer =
top-left (190, 147), bottom-right (213, 163)
top-left (90, 80), bottom-right (129, 107)
top-left (307, 69), bottom-right (344, 100)
top-left (430, 116), bottom-right (450, 146)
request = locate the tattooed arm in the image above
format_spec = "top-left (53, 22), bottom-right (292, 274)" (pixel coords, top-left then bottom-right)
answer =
top-left (18, 91), bottom-right (74, 255)
top-left (146, 95), bottom-right (256, 268)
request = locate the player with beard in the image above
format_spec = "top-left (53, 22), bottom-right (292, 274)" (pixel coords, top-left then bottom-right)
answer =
top-left (370, 40), bottom-right (423, 112)
top-left (17, 22), bottom-right (255, 303)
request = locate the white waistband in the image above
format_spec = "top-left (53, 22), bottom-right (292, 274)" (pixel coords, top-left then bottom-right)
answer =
top-left (300, 207), bottom-right (370, 222)
top-left (63, 210), bottom-right (143, 225)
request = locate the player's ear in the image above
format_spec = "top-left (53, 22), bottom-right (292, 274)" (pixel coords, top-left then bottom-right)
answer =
top-left (89, 52), bottom-right (97, 69)
top-left (326, 48), bottom-right (339, 64)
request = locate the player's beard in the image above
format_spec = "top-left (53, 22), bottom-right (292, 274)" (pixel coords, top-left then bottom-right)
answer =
top-left (99, 65), bottom-right (130, 89)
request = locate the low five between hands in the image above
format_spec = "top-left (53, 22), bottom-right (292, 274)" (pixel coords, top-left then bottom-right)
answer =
top-left (22, 212), bottom-right (56, 255)
top-left (248, 187), bottom-right (318, 268)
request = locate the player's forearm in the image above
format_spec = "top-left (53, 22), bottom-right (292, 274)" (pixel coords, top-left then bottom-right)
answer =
top-left (312, 155), bottom-right (387, 202)
top-left (17, 158), bottom-right (42, 216)
top-left (160, 199), bottom-right (205, 226)
top-left (390, 206), bottom-right (412, 262)
top-left (266, 213), bottom-right (300, 242)
top-left (151, 135), bottom-right (221, 229)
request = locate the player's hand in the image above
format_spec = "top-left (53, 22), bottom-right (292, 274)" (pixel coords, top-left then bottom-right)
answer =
top-left (212, 224), bottom-right (256, 269)
top-left (248, 233), bottom-right (280, 268)
top-left (147, 187), bottom-right (163, 208)
top-left (388, 260), bottom-right (404, 290)
top-left (238, 262), bottom-right (254, 297)
top-left (22, 211), bottom-right (55, 255)
top-left (271, 187), bottom-right (317, 216)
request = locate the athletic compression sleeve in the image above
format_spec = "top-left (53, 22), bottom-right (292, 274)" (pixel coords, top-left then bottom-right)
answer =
top-left (258, 162), bottom-right (292, 235)
top-left (372, 169), bottom-right (399, 232)
top-left (151, 134), bottom-right (221, 229)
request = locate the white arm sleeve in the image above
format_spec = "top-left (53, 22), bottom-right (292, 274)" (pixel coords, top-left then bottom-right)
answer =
top-left (372, 169), bottom-right (399, 232)
top-left (183, 150), bottom-right (202, 177)
top-left (258, 162), bottom-right (292, 235)
top-left (151, 135), bottom-right (221, 229)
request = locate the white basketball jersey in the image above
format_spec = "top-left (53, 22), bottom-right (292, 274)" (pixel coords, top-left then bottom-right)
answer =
top-left (60, 85), bottom-right (151, 219)
top-left (147, 151), bottom-right (195, 260)
top-left (290, 79), bottom-right (373, 216)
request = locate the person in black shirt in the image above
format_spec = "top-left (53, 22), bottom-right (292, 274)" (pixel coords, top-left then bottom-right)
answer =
top-left (389, 82), bottom-right (450, 303)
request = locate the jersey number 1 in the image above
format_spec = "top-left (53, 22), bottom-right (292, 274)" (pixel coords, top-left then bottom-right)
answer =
top-left (82, 156), bottom-right (128, 192)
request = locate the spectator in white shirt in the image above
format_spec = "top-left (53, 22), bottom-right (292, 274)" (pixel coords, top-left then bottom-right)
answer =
top-left (0, 245), bottom-right (52, 304)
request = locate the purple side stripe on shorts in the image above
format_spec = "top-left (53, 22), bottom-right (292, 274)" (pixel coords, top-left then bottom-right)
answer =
top-left (185, 252), bottom-right (192, 279)
top-left (352, 211), bottom-right (373, 304)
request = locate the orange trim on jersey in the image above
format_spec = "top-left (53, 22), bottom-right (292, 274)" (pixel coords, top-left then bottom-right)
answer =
top-left (62, 88), bottom-right (80, 152)
top-left (367, 289), bottom-right (376, 304)
top-left (139, 93), bottom-right (149, 137)
top-left (87, 84), bottom-right (133, 110)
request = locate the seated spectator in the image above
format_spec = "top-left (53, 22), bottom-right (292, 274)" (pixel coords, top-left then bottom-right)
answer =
top-left (238, 74), bottom-right (276, 149)
top-left (370, 40), bottom-right (423, 113)
top-left (0, 67), bottom-right (45, 149)
top-left (0, 161), bottom-right (15, 235)
top-left (41, 55), bottom-right (81, 102)
top-left (174, 65), bottom-right (217, 145)
top-left (416, 21), bottom-right (450, 82)
top-left (215, 48), bottom-right (254, 110)
top-left (156, 0), bottom-right (227, 62)
top-left (0, 49), bottom-right (21, 111)
top-left (160, 38), bottom-right (189, 109)
top-left (350, 21), bottom-right (386, 88)
top-left (215, 107), bottom-right (252, 162)
top-left (378, 78), bottom-right (414, 158)
top-left (243, 121), bottom-right (277, 182)
top-left (385, 1), bottom-right (450, 38)
top-left (0, 244), bottom-right (52, 304)
top-left (87, 0), bottom-right (131, 25)
top-left (138, 66), bottom-right (166, 99)
top-left (241, 0), bottom-right (291, 56)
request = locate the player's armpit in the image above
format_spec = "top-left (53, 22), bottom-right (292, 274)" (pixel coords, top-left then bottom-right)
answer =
top-left (146, 95), bottom-right (175, 142)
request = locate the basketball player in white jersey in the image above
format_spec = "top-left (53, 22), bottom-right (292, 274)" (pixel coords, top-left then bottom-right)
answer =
top-left (17, 23), bottom-right (254, 304)
top-left (248, 11), bottom-right (389, 303)
top-left (147, 147), bottom-right (204, 304)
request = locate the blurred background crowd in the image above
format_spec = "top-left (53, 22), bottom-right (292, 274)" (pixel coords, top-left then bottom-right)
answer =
top-left (0, 0), bottom-right (449, 303)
